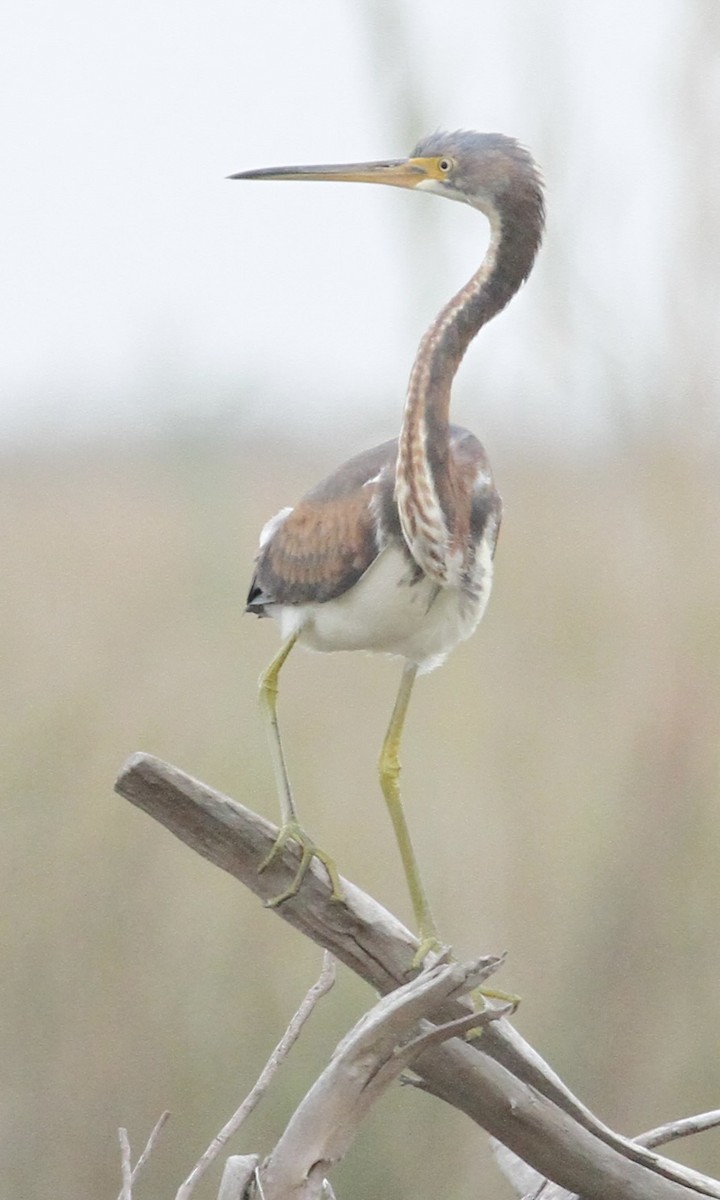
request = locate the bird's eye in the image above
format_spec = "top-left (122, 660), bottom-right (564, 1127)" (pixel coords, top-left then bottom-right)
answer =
top-left (438, 158), bottom-right (452, 173)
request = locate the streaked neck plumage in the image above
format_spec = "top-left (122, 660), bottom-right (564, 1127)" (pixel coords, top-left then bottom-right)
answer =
top-left (395, 149), bottom-right (545, 585)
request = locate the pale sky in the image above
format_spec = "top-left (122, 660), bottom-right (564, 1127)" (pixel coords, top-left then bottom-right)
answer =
top-left (1, 0), bottom-right (716, 447)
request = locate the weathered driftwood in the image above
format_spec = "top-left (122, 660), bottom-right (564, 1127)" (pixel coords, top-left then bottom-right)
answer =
top-left (115, 753), bottom-right (720, 1200)
top-left (258, 956), bottom-right (505, 1199)
top-left (494, 1111), bottom-right (720, 1200)
top-left (125, 951), bottom-right (503, 1200)
top-left (217, 1157), bottom-right (258, 1200)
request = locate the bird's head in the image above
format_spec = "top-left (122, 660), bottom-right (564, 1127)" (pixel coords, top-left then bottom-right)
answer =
top-left (230, 129), bottom-right (543, 226)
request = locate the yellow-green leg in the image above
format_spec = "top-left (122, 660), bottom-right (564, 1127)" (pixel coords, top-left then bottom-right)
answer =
top-left (258, 632), bottom-right (344, 907)
top-left (380, 665), bottom-right (520, 1015)
top-left (379, 662), bottom-right (442, 963)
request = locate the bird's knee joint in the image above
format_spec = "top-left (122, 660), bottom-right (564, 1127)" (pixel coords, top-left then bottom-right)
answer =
top-left (378, 753), bottom-right (401, 789)
top-left (259, 673), bottom-right (279, 704)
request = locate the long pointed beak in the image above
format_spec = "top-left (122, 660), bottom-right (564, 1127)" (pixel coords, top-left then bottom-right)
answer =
top-left (228, 156), bottom-right (436, 190)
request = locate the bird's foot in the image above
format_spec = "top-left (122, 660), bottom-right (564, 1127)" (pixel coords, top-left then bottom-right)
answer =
top-left (411, 934), bottom-right (451, 970)
top-left (259, 820), bottom-right (345, 908)
top-left (409, 938), bottom-right (519, 1017)
top-left (464, 985), bottom-right (521, 1042)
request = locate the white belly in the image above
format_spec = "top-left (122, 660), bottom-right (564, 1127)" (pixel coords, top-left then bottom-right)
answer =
top-left (270, 541), bottom-right (494, 673)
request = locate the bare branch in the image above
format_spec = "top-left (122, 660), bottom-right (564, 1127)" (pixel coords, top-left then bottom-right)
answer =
top-left (258, 958), bottom-right (491, 1199)
top-left (491, 1138), bottom-right (579, 1199)
top-left (217, 1156), bottom-right (259, 1200)
top-left (118, 1128), bottom-right (133, 1200)
top-left (397, 1000), bottom-right (511, 1061)
top-left (638, 1111), bottom-right (720, 1150)
top-left (115, 753), bottom-right (418, 990)
top-left (175, 953), bottom-right (336, 1200)
top-left (493, 1110), bottom-right (720, 1200)
top-left (115, 754), bottom-right (720, 1200)
top-left (117, 1113), bottom-right (170, 1200)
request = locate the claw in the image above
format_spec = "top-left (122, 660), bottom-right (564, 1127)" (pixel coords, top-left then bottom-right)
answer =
top-left (476, 985), bottom-right (521, 1012)
top-left (411, 935), bottom-right (451, 969)
top-left (259, 821), bottom-right (345, 907)
top-left (464, 985), bottom-right (521, 1042)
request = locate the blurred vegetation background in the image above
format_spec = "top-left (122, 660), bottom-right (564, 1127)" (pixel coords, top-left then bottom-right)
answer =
top-left (2, 0), bottom-right (720, 1197)
top-left (3, 429), bottom-right (719, 1198)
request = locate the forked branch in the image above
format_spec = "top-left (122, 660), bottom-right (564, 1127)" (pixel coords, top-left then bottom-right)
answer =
top-left (116, 1112), bottom-right (171, 1200)
top-left (257, 956), bottom-right (506, 1200)
top-left (115, 753), bottom-right (720, 1200)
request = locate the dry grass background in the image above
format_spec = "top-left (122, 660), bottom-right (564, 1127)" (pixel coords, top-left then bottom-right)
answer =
top-left (2, 423), bottom-right (719, 1198)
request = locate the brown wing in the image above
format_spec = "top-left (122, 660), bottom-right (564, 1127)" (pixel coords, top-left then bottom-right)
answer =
top-left (247, 438), bottom-right (398, 611)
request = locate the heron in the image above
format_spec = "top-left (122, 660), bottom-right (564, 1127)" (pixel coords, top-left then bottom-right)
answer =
top-left (231, 131), bottom-right (545, 957)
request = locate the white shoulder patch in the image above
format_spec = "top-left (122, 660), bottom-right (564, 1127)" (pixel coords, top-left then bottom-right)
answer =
top-left (472, 465), bottom-right (494, 491)
top-left (258, 505), bottom-right (293, 549)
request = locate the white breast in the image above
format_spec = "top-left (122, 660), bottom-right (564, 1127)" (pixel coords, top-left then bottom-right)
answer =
top-left (269, 539), bottom-right (494, 674)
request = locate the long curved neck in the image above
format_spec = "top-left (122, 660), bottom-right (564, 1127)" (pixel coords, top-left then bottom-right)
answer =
top-left (396, 188), bottom-right (544, 583)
